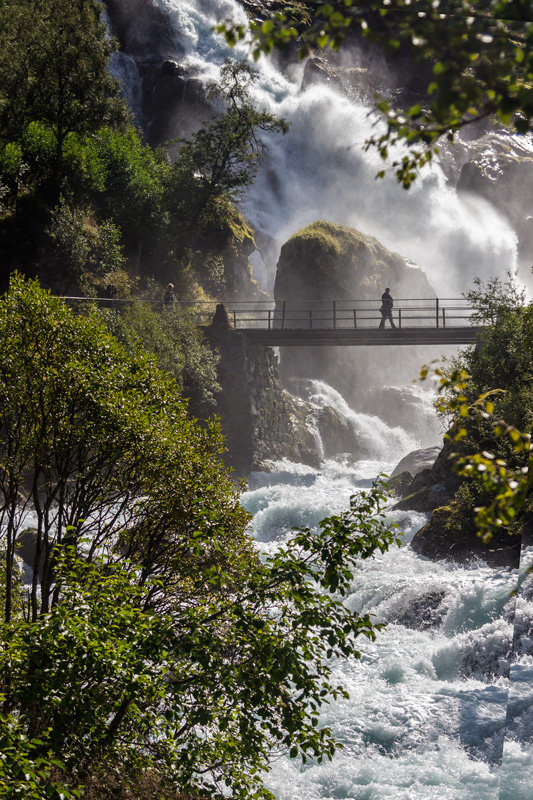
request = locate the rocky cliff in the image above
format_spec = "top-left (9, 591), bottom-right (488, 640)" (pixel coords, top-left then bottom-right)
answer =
top-left (205, 306), bottom-right (319, 475)
top-left (390, 444), bottom-right (522, 567)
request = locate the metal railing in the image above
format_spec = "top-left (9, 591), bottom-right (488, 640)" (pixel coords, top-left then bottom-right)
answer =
top-left (59, 296), bottom-right (479, 330)
top-left (223, 298), bottom-right (477, 330)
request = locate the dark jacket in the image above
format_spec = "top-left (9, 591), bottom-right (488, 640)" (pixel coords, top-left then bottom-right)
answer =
top-left (381, 291), bottom-right (393, 311)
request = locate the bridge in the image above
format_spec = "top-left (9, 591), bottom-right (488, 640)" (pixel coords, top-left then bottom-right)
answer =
top-left (63, 296), bottom-right (484, 347)
top-left (217, 298), bottom-right (483, 347)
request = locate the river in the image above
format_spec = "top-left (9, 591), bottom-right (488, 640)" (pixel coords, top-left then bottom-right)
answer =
top-left (241, 417), bottom-right (532, 800)
top-left (109, 2), bottom-right (533, 794)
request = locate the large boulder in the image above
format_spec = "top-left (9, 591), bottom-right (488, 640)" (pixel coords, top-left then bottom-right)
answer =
top-left (411, 506), bottom-right (521, 568)
top-left (274, 221), bottom-right (436, 397)
top-left (391, 446), bottom-right (442, 479)
top-left (274, 221), bottom-right (434, 303)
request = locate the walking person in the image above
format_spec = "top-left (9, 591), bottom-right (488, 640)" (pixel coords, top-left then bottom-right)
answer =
top-left (163, 282), bottom-right (175, 309)
top-left (379, 287), bottom-right (396, 329)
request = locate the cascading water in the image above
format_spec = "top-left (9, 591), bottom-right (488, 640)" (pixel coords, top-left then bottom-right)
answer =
top-left (146, 0), bottom-right (522, 296)
top-left (109, 3), bottom-right (533, 796)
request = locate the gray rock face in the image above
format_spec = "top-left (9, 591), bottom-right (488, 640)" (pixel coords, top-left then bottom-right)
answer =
top-left (315, 405), bottom-right (358, 459)
top-left (455, 135), bottom-right (533, 269)
top-left (106, 0), bottom-right (212, 143)
top-left (391, 446), bottom-right (441, 479)
top-left (205, 317), bottom-right (321, 475)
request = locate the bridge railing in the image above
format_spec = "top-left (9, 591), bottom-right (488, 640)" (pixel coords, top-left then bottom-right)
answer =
top-left (224, 298), bottom-right (477, 330)
top-left (59, 297), bottom-right (478, 329)
top-left (60, 297), bottom-right (220, 324)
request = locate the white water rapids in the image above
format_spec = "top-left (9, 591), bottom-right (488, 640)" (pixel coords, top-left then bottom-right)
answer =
top-left (242, 430), bottom-right (532, 799)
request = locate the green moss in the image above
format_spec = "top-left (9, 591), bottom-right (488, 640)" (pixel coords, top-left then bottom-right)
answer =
top-left (288, 220), bottom-right (372, 259)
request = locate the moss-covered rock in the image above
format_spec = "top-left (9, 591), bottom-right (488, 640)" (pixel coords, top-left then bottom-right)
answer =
top-left (274, 221), bottom-right (436, 395)
top-left (411, 504), bottom-right (521, 567)
top-left (388, 470), bottom-right (414, 497)
top-left (274, 220), bottom-right (435, 303)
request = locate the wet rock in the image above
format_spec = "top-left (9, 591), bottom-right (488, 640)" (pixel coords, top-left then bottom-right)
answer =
top-left (392, 589), bottom-right (447, 630)
top-left (395, 481), bottom-right (452, 513)
top-left (410, 506), bottom-right (521, 567)
top-left (16, 528), bottom-right (45, 579)
top-left (315, 405), bottom-right (358, 459)
top-left (205, 322), bottom-right (321, 475)
top-left (388, 470), bottom-right (413, 497)
top-left (106, 0), bottom-right (212, 142)
top-left (301, 57), bottom-right (343, 92)
top-left (391, 446), bottom-right (442, 479)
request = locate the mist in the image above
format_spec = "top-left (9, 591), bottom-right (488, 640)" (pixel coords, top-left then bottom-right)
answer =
top-left (149, 0), bottom-right (521, 299)
top-left (119, 0), bottom-right (528, 451)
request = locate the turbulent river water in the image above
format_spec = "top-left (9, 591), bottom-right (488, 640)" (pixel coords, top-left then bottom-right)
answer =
top-left (241, 420), bottom-right (533, 800)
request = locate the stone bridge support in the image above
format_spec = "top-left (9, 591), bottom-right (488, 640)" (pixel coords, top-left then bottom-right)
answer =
top-left (205, 305), bottom-right (318, 476)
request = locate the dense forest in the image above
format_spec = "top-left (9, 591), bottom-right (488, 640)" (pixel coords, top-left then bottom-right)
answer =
top-left (0, 1), bottom-right (531, 798)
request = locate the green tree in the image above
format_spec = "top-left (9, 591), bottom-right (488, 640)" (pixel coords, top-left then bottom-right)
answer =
top-left (0, 277), bottom-right (398, 798)
top-left (169, 60), bottom-right (289, 225)
top-left (424, 278), bottom-right (532, 539)
top-left (0, 0), bottom-right (127, 169)
top-left (102, 301), bottom-right (220, 416)
top-left (221, 1), bottom-right (533, 186)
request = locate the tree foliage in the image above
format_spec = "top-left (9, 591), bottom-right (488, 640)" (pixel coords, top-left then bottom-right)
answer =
top-left (169, 61), bottom-right (288, 225)
top-left (0, 0), bottom-right (127, 166)
top-left (0, 277), bottom-right (398, 798)
top-left (220, 1), bottom-right (533, 186)
top-left (422, 276), bottom-right (532, 540)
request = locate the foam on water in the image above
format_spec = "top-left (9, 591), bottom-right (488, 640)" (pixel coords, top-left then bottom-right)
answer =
top-left (240, 453), bottom-right (527, 799)
top-left (305, 380), bottom-right (418, 461)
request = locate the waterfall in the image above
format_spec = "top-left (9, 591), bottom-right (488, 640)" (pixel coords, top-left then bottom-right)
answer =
top-left (144, 0), bottom-right (519, 296)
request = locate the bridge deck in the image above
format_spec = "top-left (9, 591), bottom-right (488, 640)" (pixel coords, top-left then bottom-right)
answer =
top-left (239, 327), bottom-right (483, 347)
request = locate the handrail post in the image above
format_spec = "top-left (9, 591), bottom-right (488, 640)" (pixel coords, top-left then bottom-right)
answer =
top-left (398, 308), bottom-right (402, 329)
top-left (309, 309), bottom-right (313, 329)
top-left (281, 300), bottom-right (286, 330)
top-left (353, 309), bottom-right (357, 328)
top-left (442, 307), bottom-right (446, 328)
top-left (436, 297), bottom-right (439, 328)
top-left (233, 309), bottom-right (237, 328)
top-left (268, 309), bottom-right (272, 329)
top-left (333, 300), bottom-right (336, 329)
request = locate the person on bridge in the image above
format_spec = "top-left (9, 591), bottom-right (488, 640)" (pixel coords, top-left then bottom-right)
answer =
top-left (163, 283), bottom-right (175, 308)
top-left (379, 287), bottom-right (396, 329)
